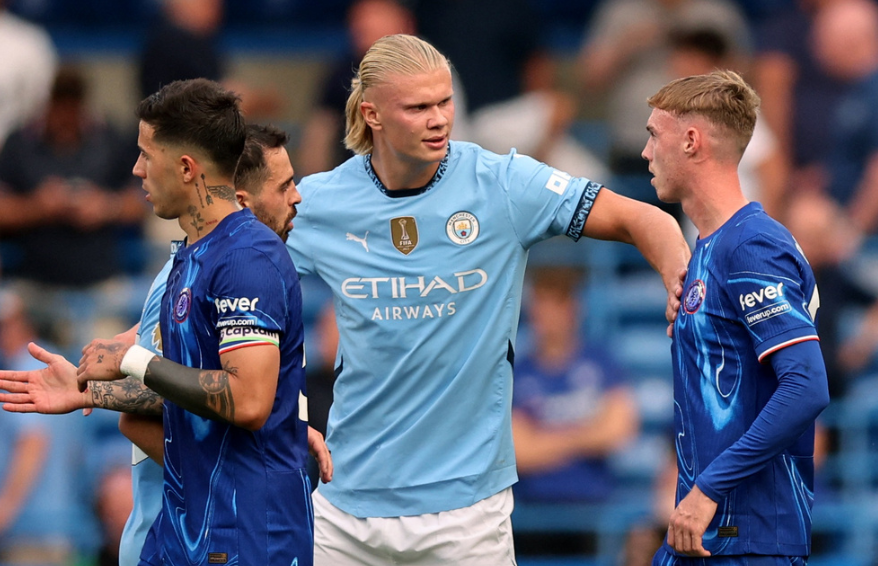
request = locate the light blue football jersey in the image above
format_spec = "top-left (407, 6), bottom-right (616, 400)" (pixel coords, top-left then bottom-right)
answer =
top-left (669, 202), bottom-right (821, 556)
top-left (119, 257), bottom-right (171, 566)
top-left (286, 141), bottom-right (601, 517)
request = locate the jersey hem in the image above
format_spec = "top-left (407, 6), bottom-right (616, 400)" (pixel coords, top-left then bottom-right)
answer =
top-left (319, 464), bottom-right (518, 518)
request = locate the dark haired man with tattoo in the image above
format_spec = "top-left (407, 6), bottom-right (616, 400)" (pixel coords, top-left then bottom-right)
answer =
top-left (0, 81), bottom-right (319, 566)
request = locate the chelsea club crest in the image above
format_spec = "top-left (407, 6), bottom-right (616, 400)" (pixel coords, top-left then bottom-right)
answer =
top-left (174, 287), bottom-right (192, 323)
top-left (683, 279), bottom-right (706, 314)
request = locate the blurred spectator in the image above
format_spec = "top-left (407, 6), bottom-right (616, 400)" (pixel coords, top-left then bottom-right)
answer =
top-left (512, 267), bottom-right (638, 554)
top-left (139, 0), bottom-right (281, 120)
top-left (0, 65), bottom-right (147, 351)
top-left (0, 289), bottom-right (50, 561)
top-left (414, 0), bottom-right (607, 180)
top-left (0, 0), bottom-right (57, 149)
top-left (93, 466), bottom-right (134, 566)
top-left (783, 191), bottom-right (878, 399)
top-left (811, 0), bottom-right (878, 234)
top-left (666, 27), bottom-right (787, 220)
top-left (138, 0), bottom-right (223, 99)
top-left (753, 0), bottom-right (847, 175)
top-left (414, 0), bottom-right (541, 116)
top-left (576, 0), bottom-right (751, 177)
top-left (0, 288), bottom-right (96, 565)
top-left (513, 267), bottom-right (639, 501)
top-left (297, 0), bottom-right (416, 176)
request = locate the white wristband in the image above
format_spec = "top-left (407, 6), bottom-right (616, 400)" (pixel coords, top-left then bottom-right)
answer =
top-left (120, 344), bottom-right (155, 382)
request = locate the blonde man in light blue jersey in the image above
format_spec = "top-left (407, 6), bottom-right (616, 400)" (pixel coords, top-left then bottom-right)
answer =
top-left (287, 33), bottom-right (690, 565)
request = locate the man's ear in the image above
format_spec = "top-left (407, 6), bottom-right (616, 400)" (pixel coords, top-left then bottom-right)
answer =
top-left (683, 127), bottom-right (700, 156)
top-left (236, 190), bottom-right (249, 208)
top-left (362, 101), bottom-right (381, 130)
top-left (180, 155), bottom-right (197, 183)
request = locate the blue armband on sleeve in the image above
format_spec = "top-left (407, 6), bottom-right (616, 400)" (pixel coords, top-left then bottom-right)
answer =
top-left (696, 340), bottom-right (830, 501)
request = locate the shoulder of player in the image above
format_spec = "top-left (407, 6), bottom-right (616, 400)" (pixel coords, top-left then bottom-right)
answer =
top-left (300, 155), bottom-right (366, 192)
top-left (462, 142), bottom-right (554, 184)
top-left (729, 212), bottom-right (790, 248)
top-left (295, 156), bottom-right (369, 216)
top-left (723, 215), bottom-right (803, 269)
top-left (221, 221), bottom-right (294, 264)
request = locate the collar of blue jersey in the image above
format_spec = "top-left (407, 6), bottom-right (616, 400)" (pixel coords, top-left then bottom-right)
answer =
top-left (364, 143), bottom-right (450, 198)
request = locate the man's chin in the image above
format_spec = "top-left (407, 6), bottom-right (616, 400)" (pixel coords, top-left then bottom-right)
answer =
top-left (154, 207), bottom-right (175, 220)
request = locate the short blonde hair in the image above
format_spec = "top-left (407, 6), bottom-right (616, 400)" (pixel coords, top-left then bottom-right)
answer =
top-left (647, 69), bottom-right (760, 156)
top-left (344, 34), bottom-right (450, 155)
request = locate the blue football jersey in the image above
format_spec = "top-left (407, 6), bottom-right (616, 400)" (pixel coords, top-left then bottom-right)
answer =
top-left (670, 202), bottom-right (820, 556)
top-left (157, 209), bottom-right (312, 566)
top-left (287, 141), bottom-right (601, 517)
top-left (120, 257), bottom-right (171, 566)
top-left (512, 344), bottom-right (628, 502)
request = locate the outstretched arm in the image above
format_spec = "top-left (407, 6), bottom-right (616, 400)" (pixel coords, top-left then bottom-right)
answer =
top-left (583, 188), bottom-right (690, 330)
top-left (0, 342), bottom-right (163, 416)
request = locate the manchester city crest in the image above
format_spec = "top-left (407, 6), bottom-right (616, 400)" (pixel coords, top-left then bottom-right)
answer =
top-left (683, 279), bottom-right (706, 314)
top-left (446, 211), bottom-right (480, 245)
top-left (174, 287), bottom-right (192, 323)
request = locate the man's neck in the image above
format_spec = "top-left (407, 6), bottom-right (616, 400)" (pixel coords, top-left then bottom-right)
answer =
top-left (682, 170), bottom-right (749, 239)
top-left (536, 333), bottom-right (578, 369)
top-left (179, 175), bottom-right (241, 243)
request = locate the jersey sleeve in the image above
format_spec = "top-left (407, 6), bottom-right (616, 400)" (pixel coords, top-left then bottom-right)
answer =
top-left (210, 247), bottom-right (289, 355)
top-left (499, 151), bottom-right (603, 249)
top-left (696, 339), bottom-right (829, 499)
top-left (137, 258), bottom-right (173, 355)
top-left (726, 233), bottom-right (819, 362)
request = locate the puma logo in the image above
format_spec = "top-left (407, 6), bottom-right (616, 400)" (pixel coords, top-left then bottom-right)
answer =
top-left (346, 231), bottom-right (370, 252)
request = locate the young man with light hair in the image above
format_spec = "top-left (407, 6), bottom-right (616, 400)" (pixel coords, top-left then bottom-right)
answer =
top-left (643, 70), bottom-right (829, 564)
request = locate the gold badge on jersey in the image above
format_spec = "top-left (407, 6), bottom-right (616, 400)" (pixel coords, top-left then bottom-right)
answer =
top-left (150, 322), bottom-right (163, 354)
top-left (390, 216), bottom-right (418, 255)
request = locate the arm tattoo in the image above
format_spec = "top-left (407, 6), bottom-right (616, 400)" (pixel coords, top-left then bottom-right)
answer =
top-left (202, 174), bottom-right (235, 204)
top-left (187, 205), bottom-right (205, 236)
top-left (198, 360), bottom-right (237, 421)
top-left (95, 341), bottom-right (126, 367)
top-left (90, 378), bottom-right (164, 416)
top-left (142, 357), bottom-right (238, 424)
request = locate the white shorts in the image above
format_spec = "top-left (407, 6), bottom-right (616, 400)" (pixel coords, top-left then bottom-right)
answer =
top-left (313, 487), bottom-right (518, 566)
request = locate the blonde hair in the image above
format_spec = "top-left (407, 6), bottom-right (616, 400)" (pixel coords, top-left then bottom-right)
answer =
top-left (344, 34), bottom-right (450, 155)
top-left (647, 69), bottom-right (760, 156)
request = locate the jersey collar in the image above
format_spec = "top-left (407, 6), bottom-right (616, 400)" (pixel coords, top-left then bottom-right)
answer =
top-left (364, 143), bottom-right (451, 198)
